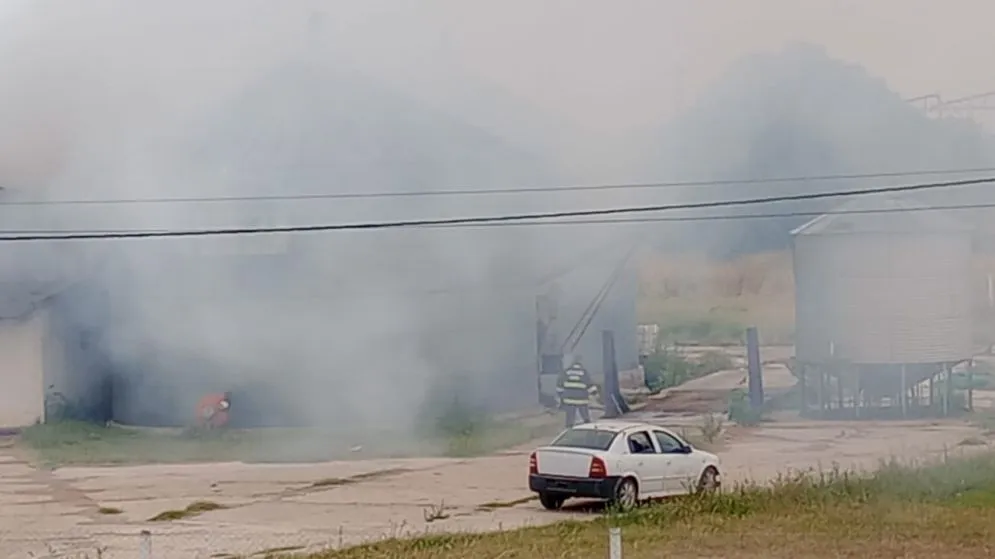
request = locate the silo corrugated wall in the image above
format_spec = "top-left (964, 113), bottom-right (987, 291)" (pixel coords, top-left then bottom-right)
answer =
top-left (794, 231), bottom-right (973, 365)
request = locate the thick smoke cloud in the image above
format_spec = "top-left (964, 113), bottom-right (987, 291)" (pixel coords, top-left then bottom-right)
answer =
top-left (647, 43), bottom-right (995, 258)
top-left (0, 1), bottom-right (638, 438)
top-left (3, 3), bottom-right (992, 444)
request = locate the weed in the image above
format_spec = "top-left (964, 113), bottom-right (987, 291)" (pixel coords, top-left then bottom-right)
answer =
top-left (423, 501), bottom-right (451, 523)
top-left (699, 413), bottom-right (724, 443)
top-left (97, 506), bottom-right (123, 515)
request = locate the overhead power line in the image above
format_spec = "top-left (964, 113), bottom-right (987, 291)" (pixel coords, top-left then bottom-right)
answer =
top-left (8, 201), bottom-right (994, 237)
top-left (450, 201), bottom-right (995, 228)
top-left (0, 176), bottom-right (988, 242)
top-left (3, 166), bottom-right (995, 206)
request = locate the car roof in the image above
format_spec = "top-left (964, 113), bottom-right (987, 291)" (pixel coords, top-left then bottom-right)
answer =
top-left (570, 421), bottom-right (671, 434)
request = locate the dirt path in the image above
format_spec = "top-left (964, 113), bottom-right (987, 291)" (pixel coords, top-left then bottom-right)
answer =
top-left (0, 416), bottom-right (989, 559)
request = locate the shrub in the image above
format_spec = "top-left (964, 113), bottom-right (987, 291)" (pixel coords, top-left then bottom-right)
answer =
top-left (643, 348), bottom-right (736, 394)
top-left (727, 389), bottom-right (763, 426)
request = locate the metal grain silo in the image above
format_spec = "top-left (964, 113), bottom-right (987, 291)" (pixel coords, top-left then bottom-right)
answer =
top-left (791, 196), bottom-right (974, 418)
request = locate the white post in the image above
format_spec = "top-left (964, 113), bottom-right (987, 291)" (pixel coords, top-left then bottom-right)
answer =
top-left (987, 273), bottom-right (993, 308)
top-left (139, 530), bottom-right (152, 559)
top-left (609, 526), bottom-right (622, 559)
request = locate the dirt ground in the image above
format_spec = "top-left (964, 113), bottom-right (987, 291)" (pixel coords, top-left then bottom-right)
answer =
top-left (1, 419), bottom-right (989, 558)
top-left (2, 355), bottom-right (993, 558)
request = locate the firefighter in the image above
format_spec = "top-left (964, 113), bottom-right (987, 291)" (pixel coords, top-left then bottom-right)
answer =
top-left (556, 356), bottom-right (598, 428)
top-left (196, 391), bottom-right (232, 429)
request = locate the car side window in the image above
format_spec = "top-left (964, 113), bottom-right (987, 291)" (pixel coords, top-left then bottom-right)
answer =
top-left (627, 431), bottom-right (656, 454)
top-left (654, 431), bottom-right (685, 454)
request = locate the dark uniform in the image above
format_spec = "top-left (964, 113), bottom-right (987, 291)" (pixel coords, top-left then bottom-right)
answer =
top-left (556, 363), bottom-right (598, 428)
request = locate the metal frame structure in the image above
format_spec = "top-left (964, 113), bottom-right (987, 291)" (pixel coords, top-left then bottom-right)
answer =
top-left (797, 360), bottom-right (975, 420)
top-left (907, 90), bottom-right (995, 130)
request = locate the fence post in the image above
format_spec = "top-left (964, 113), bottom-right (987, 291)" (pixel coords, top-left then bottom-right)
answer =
top-left (139, 530), bottom-right (152, 559)
top-left (608, 526), bottom-right (622, 559)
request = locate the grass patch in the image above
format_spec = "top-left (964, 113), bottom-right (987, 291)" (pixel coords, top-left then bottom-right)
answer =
top-left (295, 453), bottom-right (995, 558)
top-left (148, 500), bottom-right (228, 522)
top-left (308, 468), bottom-right (411, 490)
top-left (476, 495), bottom-right (537, 511)
top-left (18, 415), bottom-right (561, 467)
top-left (642, 348), bottom-right (735, 393)
top-left (252, 545), bottom-right (306, 557)
top-left (97, 506), bottom-right (123, 515)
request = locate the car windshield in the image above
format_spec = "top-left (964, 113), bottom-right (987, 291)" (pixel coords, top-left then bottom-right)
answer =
top-left (549, 428), bottom-right (618, 451)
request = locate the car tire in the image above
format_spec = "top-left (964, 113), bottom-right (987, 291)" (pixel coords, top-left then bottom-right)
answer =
top-left (538, 493), bottom-right (565, 511)
top-left (610, 478), bottom-right (638, 511)
top-left (696, 467), bottom-right (720, 494)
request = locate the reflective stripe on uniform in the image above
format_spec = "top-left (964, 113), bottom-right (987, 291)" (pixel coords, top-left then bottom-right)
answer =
top-left (561, 398), bottom-right (589, 405)
top-left (562, 381), bottom-right (587, 389)
top-left (588, 385), bottom-right (598, 393)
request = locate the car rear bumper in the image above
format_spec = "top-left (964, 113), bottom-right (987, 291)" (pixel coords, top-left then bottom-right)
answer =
top-left (529, 474), bottom-right (622, 499)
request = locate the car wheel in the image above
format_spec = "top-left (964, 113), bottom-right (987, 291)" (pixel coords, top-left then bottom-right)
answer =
top-left (538, 493), bottom-right (565, 511)
top-left (611, 478), bottom-right (638, 511)
top-left (697, 467), bottom-right (720, 494)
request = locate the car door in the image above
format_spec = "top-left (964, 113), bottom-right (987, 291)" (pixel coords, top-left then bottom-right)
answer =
top-left (653, 430), bottom-right (697, 494)
top-left (625, 430), bottom-right (664, 495)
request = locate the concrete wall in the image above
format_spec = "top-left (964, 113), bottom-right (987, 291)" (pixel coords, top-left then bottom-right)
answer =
top-left (0, 309), bottom-right (46, 428)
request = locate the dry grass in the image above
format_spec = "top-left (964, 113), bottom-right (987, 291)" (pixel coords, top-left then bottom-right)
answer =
top-left (295, 455), bottom-right (995, 559)
top-left (148, 500), bottom-right (228, 522)
top-left (308, 468), bottom-right (411, 490)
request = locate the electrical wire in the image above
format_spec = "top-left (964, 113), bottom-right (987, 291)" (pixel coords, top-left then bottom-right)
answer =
top-left (3, 166), bottom-right (995, 206)
top-left (0, 176), bottom-right (988, 242)
top-left (443, 201), bottom-right (995, 228)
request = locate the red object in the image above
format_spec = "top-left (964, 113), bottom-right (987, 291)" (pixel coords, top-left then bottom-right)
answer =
top-left (588, 456), bottom-right (607, 479)
top-left (196, 393), bottom-right (230, 428)
top-left (529, 452), bottom-right (538, 475)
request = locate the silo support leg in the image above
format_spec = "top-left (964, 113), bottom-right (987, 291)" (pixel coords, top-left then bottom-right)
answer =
top-left (798, 367), bottom-right (807, 417)
top-left (928, 376), bottom-right (935, 409)
top-left (817, 370), bottom-right (825, 416)
top-left (943, 364), bottom-right (952, 417)
top-left (853, 372), bottom-right (861, 419)
top-left (900, 365), bottom-right (908, 418)
top-left (968, 365), bottom-right (974, 412)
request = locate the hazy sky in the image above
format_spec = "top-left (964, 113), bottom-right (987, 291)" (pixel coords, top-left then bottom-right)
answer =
top-left (1, 0), bottom-right (994, 184)
top-left (380, 0), bottom-right (995, 132)
top-left (187, 0), bottom-right (984, 134)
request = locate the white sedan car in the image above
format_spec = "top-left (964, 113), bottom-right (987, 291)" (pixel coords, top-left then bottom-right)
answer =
top-left (528, 420), bottom-right (721, 510)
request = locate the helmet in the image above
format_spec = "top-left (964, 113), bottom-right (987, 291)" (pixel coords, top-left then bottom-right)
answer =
top-left (561, 354), bottom-right (574, 370)
top-left (563, 353), bottom-right (582, 369)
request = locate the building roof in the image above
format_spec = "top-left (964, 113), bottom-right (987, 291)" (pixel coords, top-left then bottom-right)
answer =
top-left (791, 195), bottom-right (971, 236)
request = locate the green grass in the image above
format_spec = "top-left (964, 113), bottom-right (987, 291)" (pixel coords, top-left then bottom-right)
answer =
top-left (642, 348), bottom-right (736, 393)
top-left (292, 452), bottom-right (995, 559)
top-left (17, 416), bottom-right (562, 468)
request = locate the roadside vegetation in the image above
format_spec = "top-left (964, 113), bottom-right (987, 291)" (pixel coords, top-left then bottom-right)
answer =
top-left (641, 348), bottom-right (736, 394)
top-left (303, 451), bottom-right (995, 559)
top-left (17, 410), bottom-right (561, 467)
